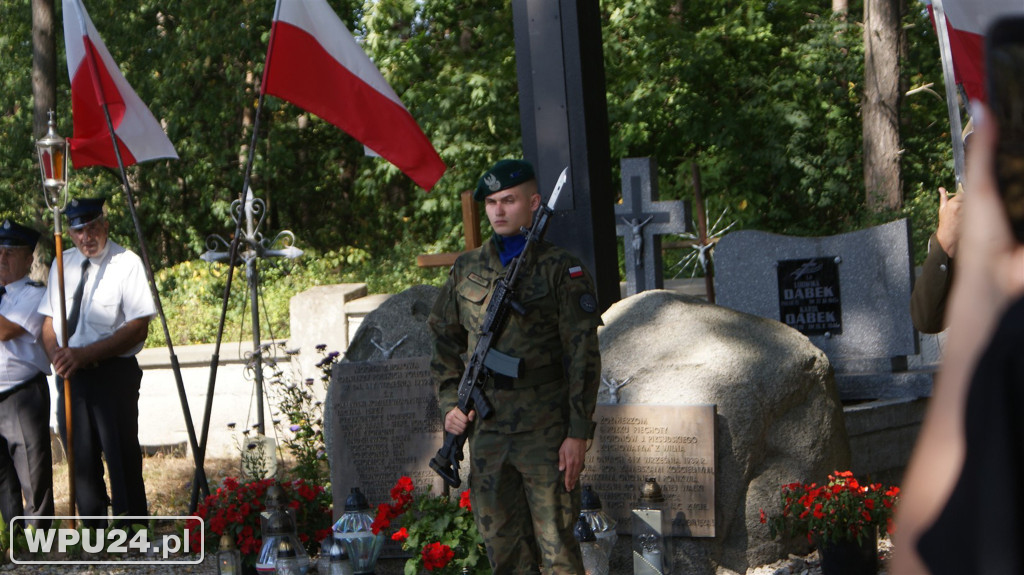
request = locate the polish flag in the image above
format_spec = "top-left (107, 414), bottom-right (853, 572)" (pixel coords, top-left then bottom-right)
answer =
top-left (262, 0), bottom-right (446, 191)
top-left (922, 0), bottom-right (1024, 102)
top-left (62, 0), bottom-right (177, 169)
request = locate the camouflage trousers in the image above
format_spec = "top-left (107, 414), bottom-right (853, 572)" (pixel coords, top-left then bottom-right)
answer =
top-left (469, 425), bottom-right (584, 575)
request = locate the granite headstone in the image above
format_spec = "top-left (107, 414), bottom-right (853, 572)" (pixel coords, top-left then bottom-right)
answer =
top-left (714, 219), bottom-right (928, 399)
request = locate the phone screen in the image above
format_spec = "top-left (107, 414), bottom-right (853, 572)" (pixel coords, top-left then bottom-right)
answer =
top-left (987, 17), bottom-right (1024, 241)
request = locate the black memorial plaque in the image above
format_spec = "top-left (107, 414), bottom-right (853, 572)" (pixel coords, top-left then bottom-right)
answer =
top-left (777, 257), bottom-right (842, 336)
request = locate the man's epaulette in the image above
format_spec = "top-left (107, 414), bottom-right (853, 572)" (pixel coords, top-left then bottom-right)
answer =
top-left (27, 281), bottom-right (44, 288)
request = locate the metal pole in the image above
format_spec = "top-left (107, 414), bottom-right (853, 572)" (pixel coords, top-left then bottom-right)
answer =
top-left (52, 204), bottom-right (76, 528)
top-left (930, 0), bottom-right (968, 188)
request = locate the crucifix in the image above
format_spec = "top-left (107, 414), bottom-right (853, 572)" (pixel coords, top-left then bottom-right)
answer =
top-left (615, 157), bottom-right (691, 296)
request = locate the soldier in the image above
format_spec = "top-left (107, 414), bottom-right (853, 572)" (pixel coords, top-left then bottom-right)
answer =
top-left (0, 219), bottom-right (54, 529)
top-left (428, 159), bottom-right (602, 574)
top-left (38, 198), bottom-right (156, 527)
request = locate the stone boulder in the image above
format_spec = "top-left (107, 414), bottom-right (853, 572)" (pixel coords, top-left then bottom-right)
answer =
top-left (341, 284), bottom-right (439, 362)
top-left (598, 290), bottom-right (850, 574)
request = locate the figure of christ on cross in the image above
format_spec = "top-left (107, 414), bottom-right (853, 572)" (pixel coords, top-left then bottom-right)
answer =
top-left (614, 158), bottom-right (690, 296)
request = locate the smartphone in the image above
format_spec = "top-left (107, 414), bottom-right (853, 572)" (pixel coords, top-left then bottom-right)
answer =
top-left (986, 16), bottom-right (1024, 242)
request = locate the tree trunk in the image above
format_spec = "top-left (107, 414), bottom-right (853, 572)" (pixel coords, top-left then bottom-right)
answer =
top-left (833, 0), bottom-right (848, 14)
top-left (862, 0), bottom-right (903, 211)
top-left (32, 0), bottom-right (58, 137)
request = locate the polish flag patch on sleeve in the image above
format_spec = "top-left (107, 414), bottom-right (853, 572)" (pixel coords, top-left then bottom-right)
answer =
top-left (568, 266), bottom-right (584, 279)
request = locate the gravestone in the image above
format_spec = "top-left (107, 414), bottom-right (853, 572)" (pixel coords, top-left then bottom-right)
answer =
top-left (582, 404), bottom-right (716, 537)
top-left (614, 158), bottom-right (690, 296)
top-left (323, 286), bottom-right (447, 518)
top-left (714, 219), bottom-right (929, 400)
top-left (327, 357), bottom-right (448, 516)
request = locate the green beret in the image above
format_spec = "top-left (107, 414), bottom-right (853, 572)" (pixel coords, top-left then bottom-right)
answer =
top-left (474, 159), bottom-right (535, 201)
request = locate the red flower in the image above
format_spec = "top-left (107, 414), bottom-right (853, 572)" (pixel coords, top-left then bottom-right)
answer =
top-left (392, 527), bottom-right (409, 542)
top-left (759, 509), bottom-right (766, 524)
top-left (459, 490), bottom-right (472, 511)
top-left (422, 542), bottom-right (455, 571)
top-left (392, 476), bottom-right (415, 499)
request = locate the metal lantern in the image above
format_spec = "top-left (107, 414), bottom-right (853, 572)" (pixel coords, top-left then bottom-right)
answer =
top-left (631, 478), bottom-right (672, 575)
top-left (581, 485), bottom-right (617, 565)
top-left (574, 514), bottom-right (606, 575)
top-left (217, 533), bottom-right (243, 575)
top-left (274, 538), bottom-right (310, 575)
top-left (35, 111), bottom-right (69, 204)
top-left (332, 488), bottom-right (383, 575)
top-left (257, 510), bottom-right (289, 573)
top-left (258, 504), bottom-right (310, 574)
top-left (317, 535), bottom-right (352, 575)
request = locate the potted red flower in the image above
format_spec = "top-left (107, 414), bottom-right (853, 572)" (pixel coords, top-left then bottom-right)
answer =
top-left (374, 476), bottom-right (488, 574)
top-left (761, 470), bottom-right (900, 575)
top-left (188, 476), bottom-right (333, 571)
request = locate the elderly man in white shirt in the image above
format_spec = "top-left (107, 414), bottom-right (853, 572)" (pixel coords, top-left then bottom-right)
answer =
top-left (0, 219), bottom-right (54, 529)
top-left (39, 198), bottom-right (156, 527)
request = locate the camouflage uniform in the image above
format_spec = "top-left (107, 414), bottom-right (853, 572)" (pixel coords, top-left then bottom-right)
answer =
top-left (429, 235), bottom-right (602, 574)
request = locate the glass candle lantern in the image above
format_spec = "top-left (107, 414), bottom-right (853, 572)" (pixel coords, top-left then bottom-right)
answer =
top-left (631, 478), bottom-right (672, 575)
top-left (580, 484), bottom-right (617, 565)
top-left (332, 487), bottom-right (383, 574)
top-left (217, 533), bottom-right (243, 575)
top-left (574, 513), bottom-right (606, 575)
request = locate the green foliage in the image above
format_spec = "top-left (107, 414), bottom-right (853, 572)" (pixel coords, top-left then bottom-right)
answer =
top-left (266, 345), bottom-right (338, 487)
top-left (148, 243), bottom-right (448, 347)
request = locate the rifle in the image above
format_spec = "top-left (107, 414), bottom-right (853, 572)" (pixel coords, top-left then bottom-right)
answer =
top-left (430, 167), bottom-right (568, 488)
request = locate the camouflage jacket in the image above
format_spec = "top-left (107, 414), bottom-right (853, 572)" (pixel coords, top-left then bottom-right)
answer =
top-left (428, 235), bottom-right (602, 438)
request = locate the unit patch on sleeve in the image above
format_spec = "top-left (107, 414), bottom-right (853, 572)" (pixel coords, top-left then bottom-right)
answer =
top-left (579, 293), bottom-right (597, 313)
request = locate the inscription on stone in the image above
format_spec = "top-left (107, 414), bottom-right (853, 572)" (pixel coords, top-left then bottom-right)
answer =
top-left (581, 404), bottom-right (716, 537)
top-left (329, 357), bottom-right (445, 515)
top-left (777, 257), bottom-right (842, 336)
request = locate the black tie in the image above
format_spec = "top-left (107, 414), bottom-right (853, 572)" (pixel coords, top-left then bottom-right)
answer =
top-left (0, 286), bottom-right (6, 307)
top-left (67, 259), bottom-right (91, 337)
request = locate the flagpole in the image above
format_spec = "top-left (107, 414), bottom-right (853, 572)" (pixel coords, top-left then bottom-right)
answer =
top-left (71, 0), bottom-right (210, 502)
top-left (51, 206), bottom-right (76, 529)
top-left (930, 0), bottom-right (968, 189)
top-left (189, 0), bottom-right (284, 512)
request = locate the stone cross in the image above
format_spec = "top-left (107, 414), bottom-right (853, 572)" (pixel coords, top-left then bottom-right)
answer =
top-left (614, 158), bottom-right (690, 296)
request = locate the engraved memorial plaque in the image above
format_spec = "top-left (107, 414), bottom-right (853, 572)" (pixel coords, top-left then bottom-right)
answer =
top-left (329, 357), bottom-right (446, 515)
top-left (776, 257), bottom-right (842, 336)
top-left (581, 404), bottom-right (716, 537)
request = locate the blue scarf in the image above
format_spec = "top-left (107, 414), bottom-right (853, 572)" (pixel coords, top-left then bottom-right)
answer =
top-left (494, 234), bottom-right (527, 267)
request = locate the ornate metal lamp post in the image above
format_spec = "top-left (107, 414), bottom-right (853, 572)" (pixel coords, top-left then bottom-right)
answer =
top-left (35, 111), bottom-right (77, 525)
top-left (201, 187), bottom-right (301, 435)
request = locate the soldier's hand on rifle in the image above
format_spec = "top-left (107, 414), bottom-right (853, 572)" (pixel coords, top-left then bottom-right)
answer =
top-left (445, 408), bottom-right (476, 435)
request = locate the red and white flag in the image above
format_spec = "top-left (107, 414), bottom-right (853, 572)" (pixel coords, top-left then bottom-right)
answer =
top-left (262, 0), bottom-right (446, 191)
top-left (62, 0), bottom-right (177, 169)
top-left (922, 0), bottom-right (1024, 102)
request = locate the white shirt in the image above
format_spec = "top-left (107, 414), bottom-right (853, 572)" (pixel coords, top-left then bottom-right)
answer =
top-left (0, 276), bottom-right (51, 389)
top-left (38, 240), bottom-right (156, 357)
